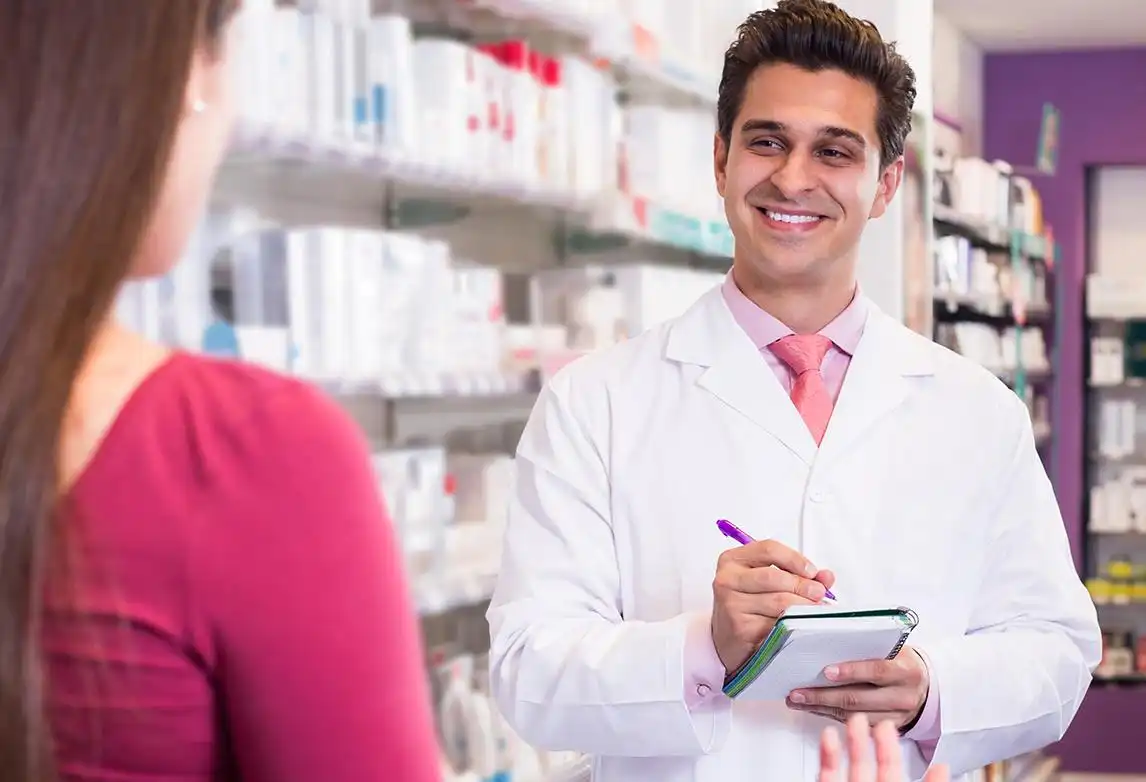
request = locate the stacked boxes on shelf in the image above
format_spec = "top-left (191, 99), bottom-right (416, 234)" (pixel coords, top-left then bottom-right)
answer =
top-left (931, 154), bottom-right (1055, 443)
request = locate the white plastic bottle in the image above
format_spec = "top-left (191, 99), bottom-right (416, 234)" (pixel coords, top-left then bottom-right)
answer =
top-left (542, 56), bottom-right (569, 193)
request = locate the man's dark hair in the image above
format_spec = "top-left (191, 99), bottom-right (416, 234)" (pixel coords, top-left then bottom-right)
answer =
top-left (717, 0), bottom-right (917, 169)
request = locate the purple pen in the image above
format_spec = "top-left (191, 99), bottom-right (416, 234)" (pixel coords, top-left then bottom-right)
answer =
top-left (715, 519), bottom-right (837, 600)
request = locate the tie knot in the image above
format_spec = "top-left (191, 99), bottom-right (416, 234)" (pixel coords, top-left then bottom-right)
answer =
top-left (770, 334), bottom-right (832, 375)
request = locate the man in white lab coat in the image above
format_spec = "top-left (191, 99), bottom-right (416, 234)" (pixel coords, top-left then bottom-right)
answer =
top-left (486, 1), bottom-right (1101, 780)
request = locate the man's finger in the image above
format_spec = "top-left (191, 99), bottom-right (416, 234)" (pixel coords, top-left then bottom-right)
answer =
top-left (729, 566), bottom-right (827, 600)
top-left (741, 592), bottom-right (819, 619)
top-left (826, 659), bottom-right (900, 686)
top-left (815, 569), bottom-right (837, 590)
top-left (729, 539), bottom-right (819, 577)
top-left (873, 720), bottom-right (903, 781)
top-left (806, 706), bottom-right (850, 724)
top-left (818, 727), bottom-right (843, 782)
top-left (846, 714), bottom-right (874, 782)
top-left (788, 684), bottom-right (915, 713)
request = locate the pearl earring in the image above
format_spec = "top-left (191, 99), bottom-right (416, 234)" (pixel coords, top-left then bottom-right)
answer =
top-left (191, 99), bottom-right (208, 115)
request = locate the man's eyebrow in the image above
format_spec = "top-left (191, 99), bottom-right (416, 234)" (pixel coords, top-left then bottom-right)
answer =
top-left (740, 119), bottom-right (786, 134)
top-left (739, 119), bottom-right (867, 149)
top-left (821, 125), bottom-right (867, 148)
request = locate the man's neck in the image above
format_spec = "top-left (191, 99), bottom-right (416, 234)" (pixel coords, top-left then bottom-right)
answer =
top-left (730, 264), bottom-right (857, 334)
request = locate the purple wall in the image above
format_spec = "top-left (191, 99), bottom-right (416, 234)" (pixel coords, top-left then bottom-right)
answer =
top-left (984, 48), bottom-right (1146, 775)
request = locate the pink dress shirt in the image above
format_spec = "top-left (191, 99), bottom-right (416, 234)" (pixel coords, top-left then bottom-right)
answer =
top-left (680, 275), bottom-right (940, 748)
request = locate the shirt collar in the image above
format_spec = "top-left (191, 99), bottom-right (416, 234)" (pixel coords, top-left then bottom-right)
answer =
top-left (720, 273), bottom-right (867, 355)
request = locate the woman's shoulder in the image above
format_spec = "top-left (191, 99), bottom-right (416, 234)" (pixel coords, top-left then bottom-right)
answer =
top-left (89, 352), bottom-right (371, 500)
top-left (169, 351), bottom-right (367, 462)
top-left (161, 352), bottom-right (335, 417)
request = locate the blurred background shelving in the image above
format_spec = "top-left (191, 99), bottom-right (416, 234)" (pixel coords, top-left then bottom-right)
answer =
top-left (119, 1), bottom-right (754, 779)
top-left (1083, 167), bottom-right (1146, 692)
top-left (930, 155), bottom-right (1057, 452)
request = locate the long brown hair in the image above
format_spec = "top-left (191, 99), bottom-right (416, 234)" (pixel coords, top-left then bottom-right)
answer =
top-left (0, 2), bottom-right (236, 778)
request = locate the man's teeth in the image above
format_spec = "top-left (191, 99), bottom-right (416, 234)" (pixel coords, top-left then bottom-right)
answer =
top-left (765, 210), bottom-right (820, 224)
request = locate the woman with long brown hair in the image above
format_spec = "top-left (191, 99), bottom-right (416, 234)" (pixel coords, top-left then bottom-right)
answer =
top-left (1, 3), bottom-right (442, 780)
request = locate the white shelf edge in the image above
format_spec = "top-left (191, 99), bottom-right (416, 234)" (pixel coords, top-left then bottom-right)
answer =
top-left (469, 0), bottom-right (606, 39)
top-left (225, 122), bottom-right (590, 213)
top-left (415, 569), bottom-right (498, 615)
top-left (220, 123), bottom-right (733, 259)
top-left (470, 0), bottom-right (718, 107)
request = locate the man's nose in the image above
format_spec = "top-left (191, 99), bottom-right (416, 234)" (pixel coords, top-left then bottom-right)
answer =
top-left (769, 152), bottom-right (816, 199)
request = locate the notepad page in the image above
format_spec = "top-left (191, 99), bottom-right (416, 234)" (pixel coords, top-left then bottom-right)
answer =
top-left (734, 626), bottom-right (908, 702)
top-left (781, 614), bottom-right (909, 634)
top-left (781, 604), bottom-right (911, 621)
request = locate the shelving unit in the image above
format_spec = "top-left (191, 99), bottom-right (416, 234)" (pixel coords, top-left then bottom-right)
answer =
top-left (114, 2), bottom-right (756, 780)
top-left (930, 167), bottom-right (1057, 451)
top-left (984, 753), bottom-right (1062, 782)
top-left (1082, 166), bottom-right (1146, 688)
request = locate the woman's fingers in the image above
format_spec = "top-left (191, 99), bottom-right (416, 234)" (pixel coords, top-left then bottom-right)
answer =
top-left (873, 720), bottom-right (902, 781)
top-left (818, 727), bottom-right (844, 782)
top-left (846, 715), bottom-right (874, 782)
top-left (923, 763), bottom-right (952, 782)
top-left (821, 713), bottom-right (947, 782)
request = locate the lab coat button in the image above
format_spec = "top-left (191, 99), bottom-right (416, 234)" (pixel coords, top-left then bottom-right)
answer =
top-left (696, 684), bottom-right (712, 697)
top-left (809, 490), bottom-right (826, 503)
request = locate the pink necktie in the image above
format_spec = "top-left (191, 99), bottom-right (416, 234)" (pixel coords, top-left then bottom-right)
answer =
top-left (769, 334), bottom-right (834, 445)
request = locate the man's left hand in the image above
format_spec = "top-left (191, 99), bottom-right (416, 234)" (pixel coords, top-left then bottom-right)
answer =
top-left (786, 646), bottom-right (929, 730)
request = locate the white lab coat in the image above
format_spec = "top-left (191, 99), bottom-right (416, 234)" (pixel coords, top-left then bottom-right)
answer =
top-left (487, 286), bottom-right (1100, 782)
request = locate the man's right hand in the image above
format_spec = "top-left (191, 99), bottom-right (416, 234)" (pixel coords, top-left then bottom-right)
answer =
top-left (710, 539), bottom-right (836, 674)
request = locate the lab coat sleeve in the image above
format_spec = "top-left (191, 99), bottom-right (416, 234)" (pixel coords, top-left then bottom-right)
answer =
top-left (487, 371), bottom-right (733, 758)
top-left (920, 395), bottom-right (1101, 777)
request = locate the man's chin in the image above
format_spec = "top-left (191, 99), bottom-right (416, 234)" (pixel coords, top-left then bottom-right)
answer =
top-left (741, 247), bottom-right (835, 287)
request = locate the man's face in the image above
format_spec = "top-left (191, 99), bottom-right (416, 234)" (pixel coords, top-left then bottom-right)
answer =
top-left (715, 63), bottom-right (902, 287)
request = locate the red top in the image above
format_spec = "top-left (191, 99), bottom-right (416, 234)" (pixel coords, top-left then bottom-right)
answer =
top-left (44, 353), bottom-right (443, 781)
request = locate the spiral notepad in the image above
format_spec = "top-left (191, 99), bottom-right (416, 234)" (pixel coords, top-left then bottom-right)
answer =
top-left (722, 605), bottom-right (919, 701)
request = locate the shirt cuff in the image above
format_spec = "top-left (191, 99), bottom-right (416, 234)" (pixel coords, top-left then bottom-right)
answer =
top-left (683, 612), bottom-right (728, 710)
top-left (903, 647), bottom-right (941, 744)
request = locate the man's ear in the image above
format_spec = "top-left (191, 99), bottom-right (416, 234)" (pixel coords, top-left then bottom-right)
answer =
top-left (868, 157), bottom-right (904, 219)
top-left (714, 133), bottom-right (729, 198)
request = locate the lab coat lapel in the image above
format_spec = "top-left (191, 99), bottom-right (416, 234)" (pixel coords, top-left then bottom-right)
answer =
top-left (820, 306), bottom-right (935, 461)
top-left (665, 287), bottom-right (818, 464)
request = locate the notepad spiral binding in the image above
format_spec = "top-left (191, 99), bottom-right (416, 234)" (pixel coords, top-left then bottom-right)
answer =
top-left (884, 607), bottom-right (920, 660)
top-left (885, 633), bottom-right (910, 659)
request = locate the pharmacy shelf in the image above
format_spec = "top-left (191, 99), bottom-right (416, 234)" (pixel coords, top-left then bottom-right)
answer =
top-left (466, 1), bottom-right (719, 107)
top-left (933, 292), bottom-right (1052, 329)
top-left (996, 365), bottom-right (1052, 384)
top-left (330, 370), bottom-right (533, 398)
top-left (544, 755), bottom-right (590, 782)
top-left (934, 204), bottom-right (1049, 261)
top-left (220, 122), bottom-right (589, 222)
top-left (934, 203), bottom-right (1010, 250)
top-left (466, 0), bottom-right (605, 39)
top-left (412, 521), bottom-right (503, 614)
top-left (334, 382), bottom-right (539, 447)
top-left (1093, 673), bottom-right (1146, 687)
top-left (387, 391), bottom-right (539, 445)
top-left (601, 40), bottom-right (719, 107)
top-left (933, 291), bottom-right (1011, 321)
top-left (587, 193), bottom-right (733, 259)
top-left (218, 123), bottom-right (733, 261)
top-left (932, 192), bottom-right (1056, 447)
top-left (1010, 755), bottom-right (1061, 782)
top-left (415, 569), bottom-right (498, 615)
